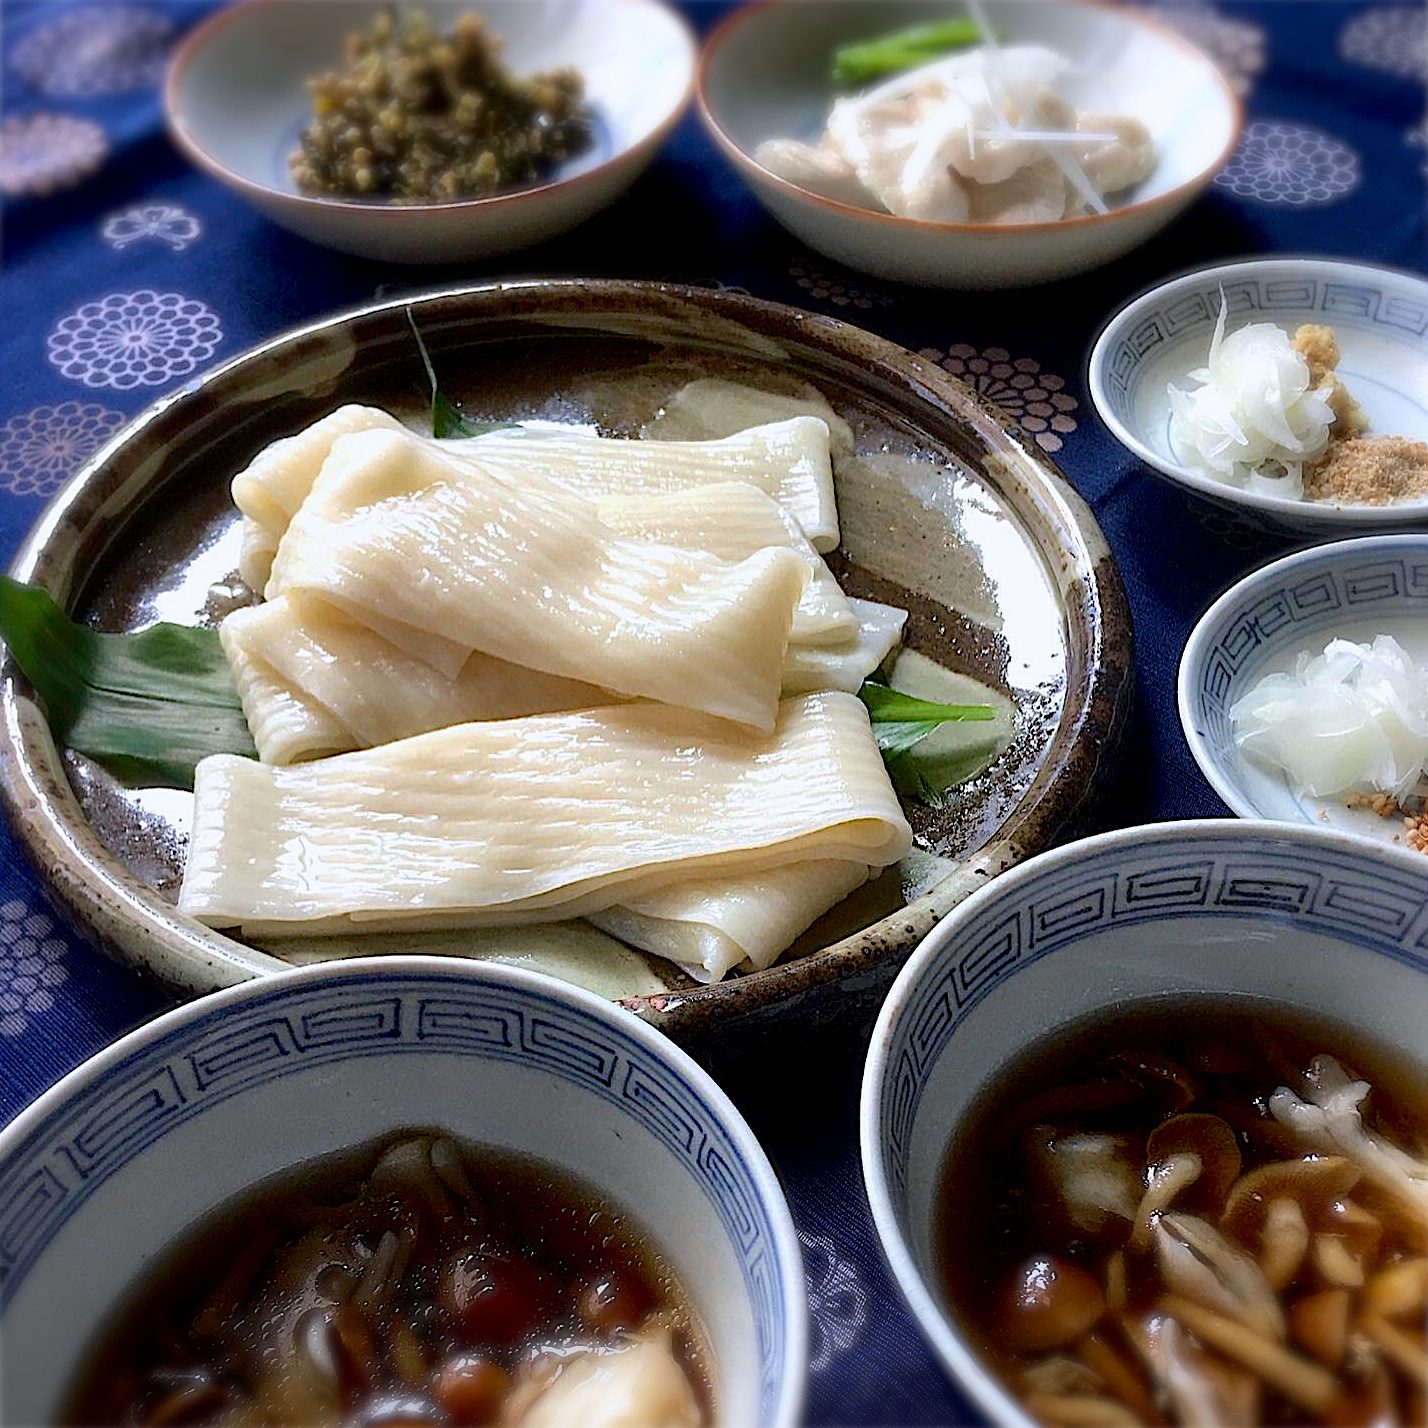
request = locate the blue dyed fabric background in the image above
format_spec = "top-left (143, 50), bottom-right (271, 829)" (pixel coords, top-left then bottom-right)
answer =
top-left (1, 2), bottom-right (1425, 1419)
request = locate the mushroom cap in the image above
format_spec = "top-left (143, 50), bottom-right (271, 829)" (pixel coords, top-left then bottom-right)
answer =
top-left (1221, 1156), bottom-right (1361, 1244)
top-left (993, 1255), bottom-right (1106, 1353)
top-left (1147, 1113), bottom-right (1243, 1209)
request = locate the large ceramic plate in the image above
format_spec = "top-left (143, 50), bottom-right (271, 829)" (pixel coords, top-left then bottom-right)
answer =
top-left (0, 282), bottom-right (1132, 1043)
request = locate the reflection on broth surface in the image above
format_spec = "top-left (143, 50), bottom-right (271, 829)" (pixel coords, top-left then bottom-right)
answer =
top-left (64, 1131), bottom-right (711, 1427)
top-left (935, 1001), bottom-right (1427, 1428)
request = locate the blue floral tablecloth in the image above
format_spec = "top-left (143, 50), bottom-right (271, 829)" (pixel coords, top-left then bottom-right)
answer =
top-left (1, 2), bottom-right (1425, 1421)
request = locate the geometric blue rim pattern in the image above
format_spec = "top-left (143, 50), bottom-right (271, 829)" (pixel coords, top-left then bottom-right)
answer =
top-left (1101, 270), bottom-right (1428, 416)
top-left (878, 831), bottom-right (1428, 1197)
top-left (1193, 544), bottom-right (1428, 755)
top-left (0, 972), bottom-right (790, 1420)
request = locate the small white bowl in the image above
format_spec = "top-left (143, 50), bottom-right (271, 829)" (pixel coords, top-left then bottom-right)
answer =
top-left (1090, 257), bottom-right (1428, 535)
top-left (165, 0), bottom-right (695, 263)
top-left (860, 820), bottom-right (1428, 1426)
top-left (0, 958), bottom-right (806, 1427)
top-left (698, 0), bottom-right (1240, 289)
top-left (1179, 534), bottom-right (1428, 845)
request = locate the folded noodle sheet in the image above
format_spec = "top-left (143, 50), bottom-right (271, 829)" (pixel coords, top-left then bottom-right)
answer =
top-left (232, 404), bottom-right (840, 591)
top-left (588, 860), bottom-right (872, 983)
top-left (222, 586), bottom-right (906, 764)
top-left (473, 418), bottom-right (840, 552)
top-left (782, 597), bottom-right (909, 694)
top-left (267, 429), bottom-right (807, 732)
top-left (220, 593), bottom-right (613, 764)
top-left (232, 405), bottom-right (409, 589)
top-left (594, 483), bottom-right (854, 645)
top-left (178, 693), bottom-right (913, 936)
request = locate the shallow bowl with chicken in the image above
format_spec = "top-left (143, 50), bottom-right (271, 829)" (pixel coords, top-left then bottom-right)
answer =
top-left (0, 957), bottom-right (807, 1427)
top-left (862, 819), bottom-right (1428, 1426)
top-left (699, 0), bottom-right (1240, 288)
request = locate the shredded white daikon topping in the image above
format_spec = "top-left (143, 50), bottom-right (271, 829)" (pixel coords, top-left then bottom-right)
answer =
top-left (1168, 299), bottom-right (1337, 497)
top-left (1229, 635), bottom-right (1428, 801)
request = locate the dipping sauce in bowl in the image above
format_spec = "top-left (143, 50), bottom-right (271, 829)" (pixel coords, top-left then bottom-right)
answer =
top-left (860, 820), bottom-right (1428, 1428)
top-left (934, 999), bottom-right (1427, 1428)
top-left (63, 1129), bottom-right (712, 1427)
top-left (0, 958), bottom-right (806, 1427)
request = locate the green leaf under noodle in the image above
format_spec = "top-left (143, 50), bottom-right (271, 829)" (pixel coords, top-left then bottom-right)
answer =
top-left (406, 309), bottom-right (519, 439)
top-left (859, 679), bottom-right (994, 807)
top-left (0, 575), bottom-right (252, 789)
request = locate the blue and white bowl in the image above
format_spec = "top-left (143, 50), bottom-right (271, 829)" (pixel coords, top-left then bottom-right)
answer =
top-left (1089, 258), bottom-right (1428, 535)
top-left (1180, 534), bottom-right (1428, 843)
top-left (0, 958), bottom-right (806, 1426)
top-left (860, 820), bottom-right (1428, 1427)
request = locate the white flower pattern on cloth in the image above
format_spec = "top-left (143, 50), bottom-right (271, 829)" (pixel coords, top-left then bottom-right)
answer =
top-left (10, 5), bottom-right (174, 98)
top-left (920, 343), bottom-right (1079, 452)
top-left (1143, 2), bottom-right (1266, 95)
top-left (1214, 121), bottom-right (1360, 205)
top-left (0, 898), bottom-right (70, 1039)
top-left (0, 403), bottom-right (126, 497)
top-left (0, 112), bottom-right (107, 198)
top-left (1408, 119), bottom-right (1428, 176)
top-left (800, 1232), bottom-right (868, 1373)
top-left (48, 291), bottom-right (223, 391)
top-left (102, 203), bottom-right (203, 253)
top-left (1340, 6), bottom-right (1428, 82)
top-left (789, 263), bottom-right (892, 310)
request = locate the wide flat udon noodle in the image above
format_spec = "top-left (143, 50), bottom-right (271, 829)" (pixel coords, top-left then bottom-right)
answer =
top-left (473, 417), bottom-right (840, 552)
top-left (595, 483), bottom-right (854, 644)
top-left (782, 598), bottom-right (909, 694)
top-left (588, 860), bottom-right (871, 983)
top-left (232, 405), bottom-right (410, 589)
top-left (223, 624), bottom-right (354, 765)
top-left (222, 593), bottom-right (613, 761)
top-left (270, 429), bottom-right (807, 730)
top-left (178, 692), bottom-right (912, 934)
top-left (235, 405), bottom-right (839, 594)
top-left (222, 588), bottom-right (902, 766)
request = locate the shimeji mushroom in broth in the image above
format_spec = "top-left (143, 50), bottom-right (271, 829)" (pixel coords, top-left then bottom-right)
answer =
top-left (934, 999), bottom-right (1427, 1427)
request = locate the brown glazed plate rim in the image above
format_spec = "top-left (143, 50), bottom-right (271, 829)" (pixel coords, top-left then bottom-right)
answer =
top-left (0, 279), bottom-right (1134, 1037)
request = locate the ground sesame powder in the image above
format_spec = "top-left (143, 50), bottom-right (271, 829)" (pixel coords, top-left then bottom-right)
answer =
top-left (1303, 435), bottom-right (1428, 505)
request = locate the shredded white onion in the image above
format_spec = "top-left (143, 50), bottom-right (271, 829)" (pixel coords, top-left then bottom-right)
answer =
top-left (1229, 634), bottom-right (1428, 802)
top-left (1167, 297), bottom-right (1337, 497)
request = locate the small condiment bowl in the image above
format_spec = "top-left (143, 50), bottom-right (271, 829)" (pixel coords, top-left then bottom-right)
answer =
top-left (1089, 257), bottom-right (1428, 535)
top-left (860, 819), bottom-right (1428, 1425)
top-left (697, 0), bottom-right (1240, 289)
top-left (0, 958), bottom-right (807, 1426)
top-left (164, 0), bottom-right (696, 263)
top-left (1179, 533), bottom-right (1428, 845)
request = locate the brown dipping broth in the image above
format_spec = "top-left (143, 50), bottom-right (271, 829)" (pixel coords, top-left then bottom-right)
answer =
top-left (63, 1130), bottom-right (711, 1426)
top-left (934, 998), bottom-right (1428, 1427)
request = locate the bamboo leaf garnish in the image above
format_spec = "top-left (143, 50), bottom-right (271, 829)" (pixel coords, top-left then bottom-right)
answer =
top-left (859, 679), bottom-right (995, 808)
top-left (0, 575), bottom-right (251, 789)
top-left (406, 309), bottom-right (518, 440)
